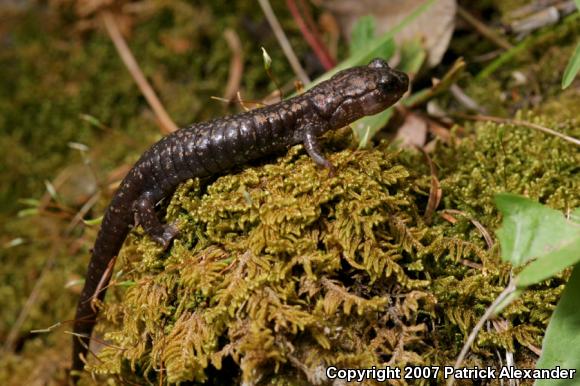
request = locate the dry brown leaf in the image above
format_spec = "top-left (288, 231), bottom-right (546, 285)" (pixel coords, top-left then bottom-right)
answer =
top-left (323, 0), bottom-right (456, 67)
top-left (394, 112), bottom-right (428, 148)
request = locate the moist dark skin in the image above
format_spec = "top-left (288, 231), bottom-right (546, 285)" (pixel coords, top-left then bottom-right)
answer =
top-left (71, 58), bottom-right (408, 382)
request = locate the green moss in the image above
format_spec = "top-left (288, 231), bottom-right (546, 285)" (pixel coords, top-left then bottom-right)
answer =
top-left (434, 112), bottom-right (579, 222)
top-left (81, 109), bottom-right (577, 383)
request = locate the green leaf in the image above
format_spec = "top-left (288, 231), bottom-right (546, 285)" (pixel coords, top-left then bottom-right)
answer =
top-left (534, 264), bottom-right (580, 386)
top-left (495, 193), bottom-right (580, 268)
top-left (79, 113), bottom-right (106, 129)
top-left (351, 107), bottom-right (394, 149)
top-left (397, 37), bottom-right (427, 75)
top-left (562, 42), bottom-right (580, 89)
top-left (350, 16), bottom-right (376, 56)
top-left (261, 46), bottom-right (272, 70)
top-left (17, 208), bottom-right (39, 217)
top-left (18, 198), bottom-right (41, 207)
top-left (517, 237), bottom-right (580, 287)
top-left (575, 0), bottom-right (580, 10)
top-left (83, 215), bottom-right (103, 226)
top-left (44, 180), bottom-right (58, 201)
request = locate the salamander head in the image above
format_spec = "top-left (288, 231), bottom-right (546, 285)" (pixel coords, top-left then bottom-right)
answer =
top-left (310, 58), bottom-right (409, 130)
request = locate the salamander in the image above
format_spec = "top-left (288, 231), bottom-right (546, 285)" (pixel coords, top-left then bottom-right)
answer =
top-left (71, 58), bottom-right (409, 381)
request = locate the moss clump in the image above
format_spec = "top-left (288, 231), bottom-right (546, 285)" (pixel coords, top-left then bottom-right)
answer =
top-left (434, 112), bottom-right (579, 222)
top-left (81, 110), bottom-right (577, 384)
top-left (92, 146), bottom-right (436, 384)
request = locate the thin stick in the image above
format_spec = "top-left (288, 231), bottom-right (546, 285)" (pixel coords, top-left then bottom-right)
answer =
top-left (3, 250), bottom-right (57, 351)
top-left (442, 209), bottom-right (494, 249)
top-left (101, 10), bottom-right (179, 134)
top-left (447, 280), bottom-right (517, 386)
top-left (286, 0), bottom-right (335, 70)
top-left (65, 192), bottom-right (101, 234)
top-left (223, 29), bottom-right (244, 103)
top-left (257, 0), bottom-right (310, 84)
top-left (457, 113), bottom-right (580, 146)
top-left (457, 5), bottom-right (513, 51)
top-left (418, 147), bottom-right (442, 225)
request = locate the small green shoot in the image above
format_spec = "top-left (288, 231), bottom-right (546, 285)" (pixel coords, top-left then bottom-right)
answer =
top-left (261, 46), bottom-right (272, 70)
top-left (83, 215), bottom-right (104, 226)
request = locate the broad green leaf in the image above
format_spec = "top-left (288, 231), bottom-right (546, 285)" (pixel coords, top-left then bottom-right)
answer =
top-left (495, 194), bottom-right (580, 267)
top-left (562, 42), bottom-right (580, 89)
top-left (350, 15), bottom-right (376, 56)
top-left (517, 237), bottom-right (580, 287)
top-left (352, 108), bottom-right (395, 149)
top-left (535, 264), bottom-right (580, 386)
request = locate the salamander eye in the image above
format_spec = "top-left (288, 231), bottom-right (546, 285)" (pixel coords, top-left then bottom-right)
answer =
top-left (368, 58), bottom-right (389, 69)
top-left (378, 79), bottom-right (392, 94)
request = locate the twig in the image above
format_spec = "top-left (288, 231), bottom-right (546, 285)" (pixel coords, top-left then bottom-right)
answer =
top-left (257, 0), bottom-right (310, 84)
top-left (88, 255), bottom-right (117, 312)
top-left (223, 29), bottom-right (244, 103)
top-left (30, 321), bottom-right (62, 334)
top-left (286, 0), bottom-right (335, 70)
top-left (65, 192), bottom-right (101, 235)
top-left (449, 84), bottom-right (487, 114)
top-left (418, 147), bottom-right (442, 224)
top-left (457, 5), bottom-right (513, 51)
top-left (442, 209), bottom-right (494, 249)
top-left (101, 10), bottom-right (178, 134)
top-left (447, 280), bottom-right (517, 386)
top-left (3, 249), bottom-right (57, 352)
top-left (456, 113), bottom-right (580, 146)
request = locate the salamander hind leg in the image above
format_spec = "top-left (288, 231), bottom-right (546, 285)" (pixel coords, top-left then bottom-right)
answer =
top-left (133, 192), bottom-right (179, 249)
top-left (303, 129), bottom-right (337, 177)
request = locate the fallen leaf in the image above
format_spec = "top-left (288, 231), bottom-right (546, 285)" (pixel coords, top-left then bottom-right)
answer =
top-left (394, 112), bottom-right (427, 148)
top-left (323, 0), bottom-right (456, 67)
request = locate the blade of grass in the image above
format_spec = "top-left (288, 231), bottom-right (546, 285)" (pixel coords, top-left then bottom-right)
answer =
top-left (562, 42), bottom-right (580, 89)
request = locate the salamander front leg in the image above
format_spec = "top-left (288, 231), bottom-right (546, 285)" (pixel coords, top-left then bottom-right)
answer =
top-left (133, 193), bottom-right (178, 249)
top-left (303, 129), bottom-right (337, 176)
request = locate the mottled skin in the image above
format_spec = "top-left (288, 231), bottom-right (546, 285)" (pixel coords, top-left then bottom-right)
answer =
top-left (71, 58), bottom-right (408, 381)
